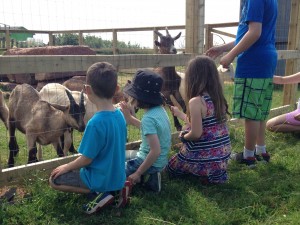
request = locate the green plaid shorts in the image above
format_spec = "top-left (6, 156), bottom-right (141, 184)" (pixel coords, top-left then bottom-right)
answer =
top-left (232, 78), bottom-right (273, 121)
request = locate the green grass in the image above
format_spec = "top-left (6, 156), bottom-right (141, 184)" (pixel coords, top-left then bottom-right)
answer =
top-left (1, 84), bottom-right (300, 224)
top-left (1, 129), bottom-right (300, 225)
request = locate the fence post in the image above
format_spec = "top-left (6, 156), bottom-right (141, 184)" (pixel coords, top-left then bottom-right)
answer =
top-left (113, 29), bottom-right (118, 54)
top-left (185, 0), bottom-right (205, 54)
top-left (283, 0), bottom-right (300, 105)
top-left (48, 32), bottom-right (54, 46)
top-left (79, 31), bottom-right (84, 45)
top-left (5, 30), bottom-right (10, 50)
top-left (153, 28), bottom-right (158, 54)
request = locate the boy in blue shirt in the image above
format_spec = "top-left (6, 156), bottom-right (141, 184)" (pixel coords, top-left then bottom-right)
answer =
top-left (206, 0), bottom-right (278, 167)
top-left (49, 62), bottom-right (131, 214)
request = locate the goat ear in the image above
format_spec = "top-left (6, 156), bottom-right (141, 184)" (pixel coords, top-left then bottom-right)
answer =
top-left (173, 32), bottom-right (181, 41)
top-left (154, 40), bottom-right (161, 47)
top-left (50, 103), bottom-right (68, 112)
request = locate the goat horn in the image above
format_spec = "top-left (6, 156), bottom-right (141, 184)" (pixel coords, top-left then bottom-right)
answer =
top-left (65, 90), bottom-right (76, 114)
top-left (80, 91), bottom-right (85, 113)
top-left (154, 30), bottom-right (163, 38)
top-left (166, 27), bottom-right (170, 35)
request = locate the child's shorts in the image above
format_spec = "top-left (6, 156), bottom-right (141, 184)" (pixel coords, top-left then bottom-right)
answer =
top-left (126, 157), bottom-right (162, 177)
top-left (52, 170), bottom-right (88, 189)
top-left (286, 109), bottom-right (300, 125)
top-left (233, 78), bottom-right (273, 120)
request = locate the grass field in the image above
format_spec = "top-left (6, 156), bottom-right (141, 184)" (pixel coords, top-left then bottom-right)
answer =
top-left (1, 83), bottom-right (300, 225)
top-left (1, 128), bottom-right (300, 225)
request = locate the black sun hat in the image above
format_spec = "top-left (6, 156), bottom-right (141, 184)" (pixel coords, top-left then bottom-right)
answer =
top-left (123, 69), bottom-right (163, 105)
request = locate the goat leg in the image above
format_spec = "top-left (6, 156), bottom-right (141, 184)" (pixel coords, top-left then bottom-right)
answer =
top-left (28, 146), bottom-right (38, 164)
top-left (53, 142), bottom-right (64, 157)
top-left (173, 116), bottom-right (182, 132)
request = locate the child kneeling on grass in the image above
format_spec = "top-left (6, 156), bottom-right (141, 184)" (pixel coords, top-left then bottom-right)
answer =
top-left (49, 62), bottom-right (131, 215)
top-left (167, 56), bottom-right (231, 184)
top-left (120, 69), bottom-right (172, 192)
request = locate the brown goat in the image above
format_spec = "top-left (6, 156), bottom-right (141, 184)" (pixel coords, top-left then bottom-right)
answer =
top-left (154, 28), bottom-right (186, 131)
top-left (7, 84), bottom-right (84, 167)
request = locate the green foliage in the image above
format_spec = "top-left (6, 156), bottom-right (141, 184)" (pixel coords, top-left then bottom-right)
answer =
top-left (53, 33), bottom-right (143, 54)
top-left (54, 33), bottom-right (79, 45)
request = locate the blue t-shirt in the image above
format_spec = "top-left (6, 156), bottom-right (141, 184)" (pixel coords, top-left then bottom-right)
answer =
top-left (235, 0), bottom-right (278, 78)
top-left (137, 106), bottom-right (171, 168)
top-left (79, 108), bottom-right (127, 192)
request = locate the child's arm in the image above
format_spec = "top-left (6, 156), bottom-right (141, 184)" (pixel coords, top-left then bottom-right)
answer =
top-left (50, 155), bottom-right (92, 179)
top-left (220, 22), bottom-right (262, 68)
top-left (170, 106), bottom-right (189, 125)
top-left (205, 41), bottom-right (235, 59)
top-left (127, 134), bottom-right (160, 184)
top-left (273, 72), bottom-right (300, 84)
top-left (182, 97), bottom-right (203, 141)
top-left (119, 101), bottom-right (141, 128)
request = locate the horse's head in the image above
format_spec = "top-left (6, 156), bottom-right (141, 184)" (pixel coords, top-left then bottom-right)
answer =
top-left (154, 27), bottom-right (181, 54)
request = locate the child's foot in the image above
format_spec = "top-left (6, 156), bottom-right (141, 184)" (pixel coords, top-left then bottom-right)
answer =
top-left (143, 172), bottom-right (161, 192)
top-left (83, 192), bottom-right (115, 215)
top-left (232, 152), bottom-right (256, 168)
top-left (116, 180), bottom-right (132, 208)
top-left (255, 152), bottom-right (270, 163)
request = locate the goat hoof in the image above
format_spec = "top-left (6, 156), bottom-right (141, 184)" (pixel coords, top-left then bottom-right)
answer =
top-left (28, 158), bottom-right (38, 164)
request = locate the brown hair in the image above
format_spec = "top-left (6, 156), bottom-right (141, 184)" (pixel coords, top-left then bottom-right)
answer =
top-left (185, 55), bottom-right (230, 122)
top-left (86, 62), bottom-right (117, 99)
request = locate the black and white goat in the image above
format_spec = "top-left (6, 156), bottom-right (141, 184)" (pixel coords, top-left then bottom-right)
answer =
top-left (7, 84), bottom-right (85, 167)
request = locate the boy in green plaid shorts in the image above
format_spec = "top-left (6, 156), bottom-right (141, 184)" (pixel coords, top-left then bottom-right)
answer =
top-left (206, 0), bottom-right (278, 166)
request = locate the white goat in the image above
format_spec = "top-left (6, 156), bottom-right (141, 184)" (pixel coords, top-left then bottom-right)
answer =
top-left (7, 84), bottom-right (85, 167)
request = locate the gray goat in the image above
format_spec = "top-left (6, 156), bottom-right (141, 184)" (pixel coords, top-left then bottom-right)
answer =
top-left (7, 84), bottom-right (85, 167)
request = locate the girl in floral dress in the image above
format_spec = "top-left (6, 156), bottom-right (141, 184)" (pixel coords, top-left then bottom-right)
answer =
top-left (167, 55), bottom-right (231, 184)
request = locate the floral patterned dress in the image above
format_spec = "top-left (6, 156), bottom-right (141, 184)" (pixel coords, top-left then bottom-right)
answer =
top-left (167, 94), bottom-right (231, 184)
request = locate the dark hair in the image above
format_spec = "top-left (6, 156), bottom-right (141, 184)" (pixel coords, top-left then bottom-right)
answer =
top-left (86, 62), bottom-right (117, 99)
top-left (185, 55), bottom-right (230, 122)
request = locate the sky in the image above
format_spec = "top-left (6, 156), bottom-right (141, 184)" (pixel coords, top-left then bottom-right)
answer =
top-left (0, 0), bottom-right (240, 47)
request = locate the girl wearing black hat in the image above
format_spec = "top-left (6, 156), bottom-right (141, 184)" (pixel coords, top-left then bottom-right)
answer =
top-left (120, 69), bottom-right (172, 192)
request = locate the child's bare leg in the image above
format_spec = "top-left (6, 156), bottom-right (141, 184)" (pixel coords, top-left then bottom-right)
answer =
top-left (256, 121), bottom-right (266, 146)
top-left (244, 119), bottom-right (260, 151)
top-left (266, 114), bottom-right (300, 132)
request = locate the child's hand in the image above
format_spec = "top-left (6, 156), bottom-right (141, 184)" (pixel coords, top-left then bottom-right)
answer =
top-left (128, 172), bottom-right (141, 185)
top-left (120, 101), bottom-right (132, 119)
top-left (220, 53), bottom-right (234, 69)
top-left (205, 46), bottom-right (224, 59)
top-left (170, 106), bottom-right (181, 117)
top-left (294, 113), bottom-right (300, 121)
top-left (50, 164), bottom-right (69, 180)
